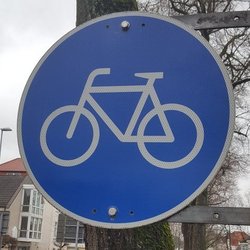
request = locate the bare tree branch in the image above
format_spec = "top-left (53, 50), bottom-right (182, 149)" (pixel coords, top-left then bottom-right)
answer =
top-left (233, 78), bottom-right (250, 88)
top-left (234, 130), bottom-right (248, 137)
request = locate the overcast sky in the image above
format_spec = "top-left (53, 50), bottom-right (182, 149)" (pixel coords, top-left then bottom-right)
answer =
top-left (0, 1), bottom-right (76, 163)
top-left (0, 1), bottom-right (249, 198)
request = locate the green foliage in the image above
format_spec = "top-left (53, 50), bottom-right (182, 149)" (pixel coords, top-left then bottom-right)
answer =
top-left (135, 221), bottom-right (175, 250)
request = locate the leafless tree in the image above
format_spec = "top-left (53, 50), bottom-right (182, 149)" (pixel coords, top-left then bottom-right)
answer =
top-left (75, 0), bottom-right (249, 249)
top-left (138, 0), bottom-right (250, 249)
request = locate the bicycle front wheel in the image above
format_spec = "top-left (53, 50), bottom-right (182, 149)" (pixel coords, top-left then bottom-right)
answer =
top-left (137, 104), bottom-right (204, 169)
top-left (40, 105), bottom-right (99, 167)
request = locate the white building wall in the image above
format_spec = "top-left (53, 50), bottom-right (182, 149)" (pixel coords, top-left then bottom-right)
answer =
top-left (39, 200), bottom-right (59, 250)
top-left (3, 184), bottom-right (58, 250)
top-left (7, 188), bottom-right (22, 239)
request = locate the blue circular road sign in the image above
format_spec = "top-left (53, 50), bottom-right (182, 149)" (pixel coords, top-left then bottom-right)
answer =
top-left (18, 12), bottom-right (234, 228)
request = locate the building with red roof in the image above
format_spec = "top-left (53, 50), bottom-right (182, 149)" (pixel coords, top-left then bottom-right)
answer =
top-left (0, 158), bottom-right (59, 250)
top-left (0, 158), bottom-right (27, 176)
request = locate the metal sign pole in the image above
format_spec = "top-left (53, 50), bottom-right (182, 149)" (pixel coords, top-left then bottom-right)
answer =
top-left (75, 221), bottom-right (79, 250)
top-left (172, 11), bottom-right (250, 29)
top-left (167, 206), bottom-right (250, 225)
top-left (168, 10), bottom-right (250, 226)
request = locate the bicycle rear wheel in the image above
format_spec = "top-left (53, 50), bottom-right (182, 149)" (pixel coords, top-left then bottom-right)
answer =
top-left (40, 105), bottom-right (99, 167)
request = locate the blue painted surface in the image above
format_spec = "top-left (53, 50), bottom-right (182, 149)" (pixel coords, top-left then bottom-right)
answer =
top-left (19, 14), bottom-right (232, 227)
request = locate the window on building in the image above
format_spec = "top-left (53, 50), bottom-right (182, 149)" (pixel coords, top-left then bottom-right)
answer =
top-left (29, 217), bottom-right (42, 239)
top-left (6, 172), bottom-right (22, 176)
top-left (32, 190), bottom-right (44, 216)
top-left (53, 221), bottom-right (58, 241)
top-left (19, 187), bottom-right (44, 240)
top-left (1, 212), bottom-right (9, 234)
top-left (22, 189), bottom-right (31, 212)
top-left (19, 216), bottom-right (28, 238)
top-left (240, 243), bottom-right (249, 250)
top-left (21, 188), bottom-right (44, 215)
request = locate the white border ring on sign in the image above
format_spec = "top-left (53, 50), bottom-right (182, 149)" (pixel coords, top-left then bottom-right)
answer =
top-left (18, 12), bottom-right (234, 229)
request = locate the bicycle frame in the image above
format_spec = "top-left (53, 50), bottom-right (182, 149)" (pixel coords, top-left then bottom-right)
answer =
top-left (67, 68), bottom-right (175, 143)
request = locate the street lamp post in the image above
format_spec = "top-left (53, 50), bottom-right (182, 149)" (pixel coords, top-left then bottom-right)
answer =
top-left (0, 127), bottom-right (12, 160)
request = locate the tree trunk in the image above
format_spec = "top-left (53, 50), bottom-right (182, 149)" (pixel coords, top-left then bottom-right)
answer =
top-left (181, 30), bottom-right (210, 250)
top-left (76, 1), bottom-right (138, 249)
top-left (76, 1), bottom-right (174, 249)
top-left (76, 0), bottom-right (138, 25)
top-left (182, 190), bottom-right (207, 250)
top-left (84, 225), bottom-right (138, 250)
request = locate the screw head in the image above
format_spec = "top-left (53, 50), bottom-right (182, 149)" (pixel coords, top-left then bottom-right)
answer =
top-left (108, 207), bottom-right (117, 217)
top-left (213, 212), bottom-right (220, 219)
top-left (121, 21), bottom-right (130, 31)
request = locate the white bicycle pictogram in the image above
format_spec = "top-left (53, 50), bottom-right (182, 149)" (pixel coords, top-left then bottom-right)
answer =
top-left (40, 68), bottom-right (204, 169)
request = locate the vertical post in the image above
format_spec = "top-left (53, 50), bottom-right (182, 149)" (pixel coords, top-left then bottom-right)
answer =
top-left (77, 2), bottom-right (140, 250)
top-left (0, 128), bottom-right (12, 160)
top-left (228, 225), bottom-right (232, 250)
top-left (75, 221), bottom-right (79, 250)
top-left (0, 130), bottom-right (3, 159)
top-left (0, 212), bottom-right (3, 249)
